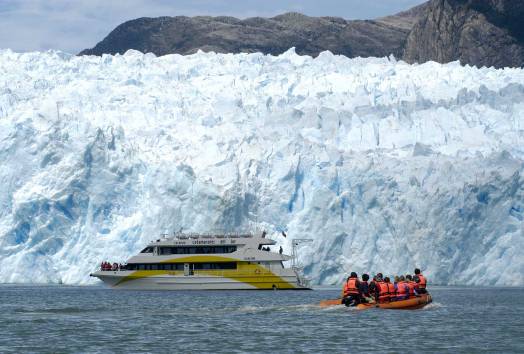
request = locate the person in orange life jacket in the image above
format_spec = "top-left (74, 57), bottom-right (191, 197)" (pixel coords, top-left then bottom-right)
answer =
top-left (383, 277), bottom-right (396, 302)
top-left (359, 274), bottom-right (373, 303)
top-left (342, 272), bottom-right (361, 307)
top-left (394, 275), bottom-right (410, 300)
top-left (414, 268), bottom-right (427, 294)
top-left (371, 273), bottom-right (384, 302)
top-left (405, 274), bottom-right (419, 297)
top-left (377, 275), bottom-right (393, 303)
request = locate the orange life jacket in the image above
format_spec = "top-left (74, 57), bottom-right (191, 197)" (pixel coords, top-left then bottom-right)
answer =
top-left (343, 278), bottom-right (359, 297)
top-left (377, 281), bottom-right (392, 301)
top-left (386, 282), bottom-right (396, 299)
top-left (406, 281), bottom-right (416, 296)
top-left (342, 282), bottom-right (348, 297)
top-left (396, 281), bottom-right (408, 297)
top-left (417, 274), bottom-right (427, 289)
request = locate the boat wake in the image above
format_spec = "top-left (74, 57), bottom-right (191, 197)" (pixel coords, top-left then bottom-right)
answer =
top-left (318, 305), bottom-right (359, 312)
top-left (235, 304), bottom-right (319, 314)
top-left (420, 302), bottom-right (444, 310)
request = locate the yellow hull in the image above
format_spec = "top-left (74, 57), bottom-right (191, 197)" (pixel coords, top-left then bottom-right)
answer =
top-left (92, 257), bottom-right (310, 290)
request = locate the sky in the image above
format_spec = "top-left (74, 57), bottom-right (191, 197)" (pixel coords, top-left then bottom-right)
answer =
top-left (0, 0), bottom-right (427, 54)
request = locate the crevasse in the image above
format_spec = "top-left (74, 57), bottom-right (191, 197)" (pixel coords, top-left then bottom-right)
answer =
top-left (0, 48), bottom-right (522, 285)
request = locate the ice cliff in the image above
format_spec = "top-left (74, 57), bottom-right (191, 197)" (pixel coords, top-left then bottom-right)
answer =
top-left (0, 48), bottom-right (522, 286)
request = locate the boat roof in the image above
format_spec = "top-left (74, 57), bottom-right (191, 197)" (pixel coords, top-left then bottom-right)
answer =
top-left (126, 232), bottom-right (289, 263)
top-left (149, 232), bottom-right (276, 247)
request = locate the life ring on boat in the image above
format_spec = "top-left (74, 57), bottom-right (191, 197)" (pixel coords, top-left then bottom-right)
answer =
top-left (255, 269), bottom-right (261, 275)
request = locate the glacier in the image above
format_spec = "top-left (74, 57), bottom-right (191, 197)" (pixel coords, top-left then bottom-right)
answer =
top-left (0, 48), bottom-right (523, 286)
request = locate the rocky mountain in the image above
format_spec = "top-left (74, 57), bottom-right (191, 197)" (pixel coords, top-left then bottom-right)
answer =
top-left (81, 1), bottom-right (524, 68)
top-left (403, 0), bottom-right (524, 68)
top-left (79, 1), bottom-right (524, 68)
top-left (79, 5), bottom-right (429, 59)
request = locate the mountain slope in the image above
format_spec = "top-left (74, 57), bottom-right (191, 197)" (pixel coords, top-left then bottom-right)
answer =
top-left (79, 1), bottom-right (524, 68)
top-left (0, 49), bottom-right (523, 285)
top-left (79, 8), bottom-right (427, 58)
top-left (403, 0), bottom-right (524, 68)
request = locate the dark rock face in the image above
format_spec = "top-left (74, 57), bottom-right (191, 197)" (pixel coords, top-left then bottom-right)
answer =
top-left (80, 1), bottom-right (524, 68)
top-left (79, 9), bottom-right (427, 59)
top-left (403, 0), bottom-right (524, 68)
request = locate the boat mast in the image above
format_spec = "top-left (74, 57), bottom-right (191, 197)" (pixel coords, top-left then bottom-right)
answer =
top-left (291, 238), bottom-right (313, 269)
top-left (291, 238), bottom-right (313, 287)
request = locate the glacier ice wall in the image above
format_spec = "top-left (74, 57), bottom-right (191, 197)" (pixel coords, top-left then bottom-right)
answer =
top-left (0, 48), bottom-right (523, 285)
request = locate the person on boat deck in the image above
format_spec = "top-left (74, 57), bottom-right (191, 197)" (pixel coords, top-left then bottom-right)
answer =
top-left (414, 268), bottom-right (428, 294)
top-left (359, 274), bottom-right (373, 303)
top-left (405, 275), bottom-right (419, 297)
top-left (342, 272), bottom-right (361, 307)
top-left (395, 275), bottom-right (410, 301)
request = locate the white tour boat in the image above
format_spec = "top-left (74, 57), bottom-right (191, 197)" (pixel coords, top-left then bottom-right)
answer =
top-left (90, 232), bottom-right (311, 290)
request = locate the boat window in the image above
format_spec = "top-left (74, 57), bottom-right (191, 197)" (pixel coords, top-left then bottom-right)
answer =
top-left (157, 246), bottom-right (237, 255)
top-left (127, 263), bottom-right (235, 270)
top-left (191, 262), bottom-right (237, 270)
top-left (140, 247), bottom-right (154, 253)
top-left (130, 263), bottom-right (186, 271)
top-left (165, 264), bottom-right (184, 270)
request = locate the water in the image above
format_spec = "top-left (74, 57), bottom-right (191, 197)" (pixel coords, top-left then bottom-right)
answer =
top-left (0, 286), bottom-right (522, 353)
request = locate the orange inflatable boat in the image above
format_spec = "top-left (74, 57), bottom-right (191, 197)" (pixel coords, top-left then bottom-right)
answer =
top-left (319, 294), bottom-right (432, 310)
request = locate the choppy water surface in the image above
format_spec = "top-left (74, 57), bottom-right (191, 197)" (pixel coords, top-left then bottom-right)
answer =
top-left (0, 286), bottom-right (522, 353)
